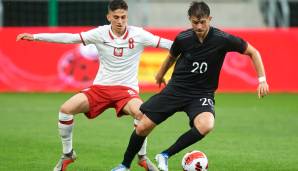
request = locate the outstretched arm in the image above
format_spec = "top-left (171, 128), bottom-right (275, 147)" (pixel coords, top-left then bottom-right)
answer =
top-left (155, 54), bottom-right (176, 87)
top-left (16, 33), bottom-right (82, 44)
top-left (158, 38), bottom-right (173, 50)
top-left (243, 43), bottom-right (269, 98)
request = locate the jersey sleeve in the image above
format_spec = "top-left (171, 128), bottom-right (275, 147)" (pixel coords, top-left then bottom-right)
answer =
top-left (225, 34), bottom-right (248, 53)
top-left (140, 29), bottom-right (165, 48)
top-left (80, 27), bottom-right (104, 45)
top-left (170, 36), bottom-right (182, 59)
top-left (33, 33), bottom-right (81, 44)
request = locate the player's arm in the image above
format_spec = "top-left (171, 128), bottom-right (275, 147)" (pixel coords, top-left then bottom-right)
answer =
top-left (16, 33), bottom-right (82, 44)
top-left (243, 43), bottom-right (269, 98)
top-left (155, 34), bottom-right (181, 87)
top-left (155, 54), bottom-right (176, 87)
top-left (140, 28), bottom-right (173, 50)
top-left (158, 38), bottom-right (173, 50)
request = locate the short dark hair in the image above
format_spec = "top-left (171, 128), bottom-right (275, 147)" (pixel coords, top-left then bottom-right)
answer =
top-left (188, 1), bottom-right (210, 18)
top-left (108, 0), bottom-right (128, 11)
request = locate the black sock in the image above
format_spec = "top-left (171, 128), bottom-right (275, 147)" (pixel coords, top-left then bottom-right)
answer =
top-left (122, 130), bottom-right (146, 168)
top-left (162, 127), bottom-right (204, 157)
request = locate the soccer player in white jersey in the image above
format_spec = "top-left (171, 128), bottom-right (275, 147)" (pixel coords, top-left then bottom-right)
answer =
top-left (16, 0), bottom-right (172, 171)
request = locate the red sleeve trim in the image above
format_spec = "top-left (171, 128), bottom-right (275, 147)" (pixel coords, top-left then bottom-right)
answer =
top-left (156, 37), bottom-right (161, 48)
top-left (79, 33), bottom-right (86, 46)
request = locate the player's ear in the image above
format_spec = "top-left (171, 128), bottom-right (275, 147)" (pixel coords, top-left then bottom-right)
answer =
top-left (106, 13), bottom-right (111, 22)
top-left (209, 16), bottom-right (213, 21)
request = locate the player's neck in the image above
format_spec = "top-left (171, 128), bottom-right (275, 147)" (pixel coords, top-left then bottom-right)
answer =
top-left (111, 27), bottom-right (127, 38)
top-left (197, 27), bottom-right (210, 43)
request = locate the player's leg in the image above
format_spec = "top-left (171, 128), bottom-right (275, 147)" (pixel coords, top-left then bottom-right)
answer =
top-left (160, 112), bottom-right (214, 157)
top-left (113, 92), bottom-right (178, 171)
top-left (54, 93), bottom-right (89, 171)
top-left (59, 93), bottom-right (89, 153)
top-left (155, 95), bottom-right (215, 170)
top-left (122, 98), bottom-right (159, 171)
top-left (112, 115), bottom-right (156, 171)
top-left (155, 112), bottom-right (214, 171)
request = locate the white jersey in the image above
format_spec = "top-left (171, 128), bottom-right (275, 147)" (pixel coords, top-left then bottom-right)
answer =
top-left (80, 25), bottom-right (172, 92)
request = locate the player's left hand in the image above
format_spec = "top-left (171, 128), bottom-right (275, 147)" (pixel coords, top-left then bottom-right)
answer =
top-left (257, 81), bottom-right (269, 98)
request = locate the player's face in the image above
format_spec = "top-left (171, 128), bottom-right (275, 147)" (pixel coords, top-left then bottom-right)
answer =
top-left (189, 16), bottom-right (212, 38)
top-left (107, 9), bottom-right (128, 35)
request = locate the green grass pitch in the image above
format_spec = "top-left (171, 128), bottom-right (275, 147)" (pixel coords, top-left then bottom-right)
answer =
top-left (0, 93), bottom-right (297, 171)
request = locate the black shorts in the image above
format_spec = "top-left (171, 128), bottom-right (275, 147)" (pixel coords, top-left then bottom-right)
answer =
top-left (140, 91), bottom-right (215, 127)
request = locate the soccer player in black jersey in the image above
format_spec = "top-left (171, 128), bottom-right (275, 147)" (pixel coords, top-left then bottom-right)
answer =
top-left (112, 1), bottom-right (269, 171)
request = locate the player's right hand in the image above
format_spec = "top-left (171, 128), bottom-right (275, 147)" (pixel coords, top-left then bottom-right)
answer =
top-left (16, 33), bottom-right (34, 41)
top-left (257, 81), bottom-right (269, 99)
top-left (155, 74), bottom-right (166, 88)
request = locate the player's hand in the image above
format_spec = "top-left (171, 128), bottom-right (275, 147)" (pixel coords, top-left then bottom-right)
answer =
top-left (155, 74), bottom-right (166, 88)
top-left (257, 81), bottom-right (269, 99)
top-left (16, 33), bottom-right (34, 41)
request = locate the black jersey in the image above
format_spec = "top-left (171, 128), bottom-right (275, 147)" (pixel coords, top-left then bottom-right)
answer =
top-left (166, 27), bottom-right (247, 96)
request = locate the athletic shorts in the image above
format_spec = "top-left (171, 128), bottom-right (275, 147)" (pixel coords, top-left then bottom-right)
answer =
top-left (81, 85), bottom-right (141, 119)
top-left (140, 92), bottom-right (215, 127)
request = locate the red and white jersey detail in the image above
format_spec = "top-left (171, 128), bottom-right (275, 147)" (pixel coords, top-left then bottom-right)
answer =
top-left (80, 25), bottom-right (172, 92)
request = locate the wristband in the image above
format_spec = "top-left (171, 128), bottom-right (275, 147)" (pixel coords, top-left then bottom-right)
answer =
top-left (33, 34), bottom-right (38, 40)
top-left (258, 76), bottom-right (266, 83)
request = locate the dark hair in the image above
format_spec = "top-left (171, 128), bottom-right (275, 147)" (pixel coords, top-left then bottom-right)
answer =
top-left (108, 0), bottom-right (128, 11)
top-left (188, 1), bottom-right (210, 18)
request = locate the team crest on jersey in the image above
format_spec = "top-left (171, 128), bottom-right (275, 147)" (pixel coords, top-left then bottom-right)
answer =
top-left (114, 47), bottom-right (123, 57)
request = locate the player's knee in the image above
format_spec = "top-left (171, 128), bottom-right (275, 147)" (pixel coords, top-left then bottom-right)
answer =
top-left (194, 119), bottom-right (214, 135)
top-left (201, 123), bottom-right (214, 135)
top-left (193, 112), bottom-right (214, 135)
top-left (198, 123), bottom-right (214, 135)
top-left (135, 124), bottom-right (150, 136)
top-left (60, 104), bottom-right (73, 115)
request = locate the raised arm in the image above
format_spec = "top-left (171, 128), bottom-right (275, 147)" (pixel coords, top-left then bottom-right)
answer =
top-left (243, 43), bottom-right (269, 98)
top-left (155, 54), bottom-right (176, 87)
top-left (16, 33), bottom-right (82, 44)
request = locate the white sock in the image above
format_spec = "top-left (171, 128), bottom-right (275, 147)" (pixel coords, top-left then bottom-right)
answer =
top-left (134, 119), bottom-right (148, 156)
top-left (58, 112), bottom-right (74, 154)
top-left (138, 138), bottom-right (148, 156)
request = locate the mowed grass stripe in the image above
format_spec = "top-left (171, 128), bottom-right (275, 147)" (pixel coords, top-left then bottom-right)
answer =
top-left (0, 93), bottom-right (297, 171)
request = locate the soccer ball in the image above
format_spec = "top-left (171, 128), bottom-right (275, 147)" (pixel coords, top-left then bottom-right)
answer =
top-left (181, 150), bottom-right (208, 171)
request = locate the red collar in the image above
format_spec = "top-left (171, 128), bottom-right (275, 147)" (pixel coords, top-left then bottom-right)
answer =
top-left (109, 27), bottom-right (129, 40)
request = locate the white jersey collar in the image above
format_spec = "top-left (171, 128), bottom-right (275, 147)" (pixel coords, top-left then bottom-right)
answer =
top-left (109, 25), bottom-right (129, 40)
